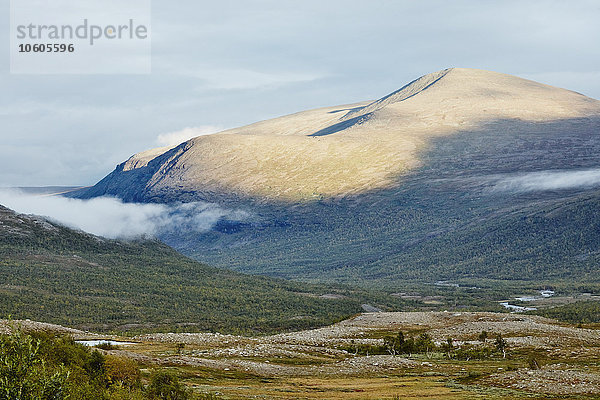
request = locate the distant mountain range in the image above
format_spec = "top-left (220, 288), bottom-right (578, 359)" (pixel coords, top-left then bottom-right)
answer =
top-left (73, 68), bottom-right (600, 286)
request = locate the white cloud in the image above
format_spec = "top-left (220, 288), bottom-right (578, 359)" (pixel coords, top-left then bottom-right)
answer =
top-left (156, 125), bottom-right (223, 147)
top-left (0, 190), bottom-right (249, 239)
top-left (491, 168), bottom-right (600, 192)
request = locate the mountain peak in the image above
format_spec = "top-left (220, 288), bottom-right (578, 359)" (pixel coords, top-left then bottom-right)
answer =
top-left (342, 68), bottom-right (453, 120)
top-left (343, 67), bottom-right (597, 124)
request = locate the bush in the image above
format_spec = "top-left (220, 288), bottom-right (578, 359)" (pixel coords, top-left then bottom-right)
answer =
top-left (451, 345), bottom-right (494, 360)
top-left (106, 356), bottom-right (141, 388)
top-left (0, 328), bottom-right (150, 399)
top-left (0, 329), bottom-right (70, 400)
top-left (96, 342), bottom-right (119, 350)
top-left (147, 371), bottom-right (191, 400)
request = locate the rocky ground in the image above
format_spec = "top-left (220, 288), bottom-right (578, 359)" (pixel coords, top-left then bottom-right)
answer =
top-left (483, 368), bottom-right (600, 395)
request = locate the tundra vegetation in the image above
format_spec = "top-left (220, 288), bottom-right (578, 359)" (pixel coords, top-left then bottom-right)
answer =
top-left (3, 311), bottom-right (600, 399)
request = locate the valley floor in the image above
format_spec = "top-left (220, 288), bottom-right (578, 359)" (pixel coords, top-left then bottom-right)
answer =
top-left (5, 312), bottom-right (600, 399)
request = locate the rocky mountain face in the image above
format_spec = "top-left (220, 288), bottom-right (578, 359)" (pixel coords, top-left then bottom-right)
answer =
top-left (74, 68), bottom-right (600, 285)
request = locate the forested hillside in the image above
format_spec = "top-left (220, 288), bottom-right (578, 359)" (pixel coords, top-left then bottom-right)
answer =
top-left (0, 205), bottom-right (365, 333)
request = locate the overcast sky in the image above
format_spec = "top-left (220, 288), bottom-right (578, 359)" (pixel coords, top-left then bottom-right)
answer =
top-left (1, 0), bottom-right (599, 187)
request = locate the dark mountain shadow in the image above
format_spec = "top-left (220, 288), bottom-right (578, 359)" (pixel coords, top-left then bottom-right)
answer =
top-left (327, 106), bottom-right (365, 114)
top-left (309, 113), bottom-right (373, 136)
top-left (160, 116), bottom-right (600, 285)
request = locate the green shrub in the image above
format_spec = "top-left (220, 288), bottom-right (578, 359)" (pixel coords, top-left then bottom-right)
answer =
top-left (0, 328), bottom-right (149, 399)
top-left (0, 329), bottom-right (70, 400)
top-left (147, 371), bottom-right (191, 400)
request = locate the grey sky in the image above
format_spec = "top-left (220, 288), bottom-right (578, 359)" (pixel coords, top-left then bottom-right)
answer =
top-left (1, 0), bottom-right (599, 186)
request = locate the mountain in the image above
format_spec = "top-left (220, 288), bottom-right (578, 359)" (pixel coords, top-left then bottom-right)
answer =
top-left (77, 68), bottom-right (600, 203)
top-left (74, 68), bottom-right (600, 286)
top-left (0, 204), bottom-right (369, 333)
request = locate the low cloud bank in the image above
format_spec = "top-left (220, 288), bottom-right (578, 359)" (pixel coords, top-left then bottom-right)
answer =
top-left (491, 168), bottom-right (600, 192)
top-left (0, 190), bottom-right (249, 239)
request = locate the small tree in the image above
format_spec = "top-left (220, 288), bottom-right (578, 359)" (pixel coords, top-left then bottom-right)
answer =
top-left (441, 337), bottom-right (454, 358)
top-left (401, 337), bottom-right (416, 356)
top-left (478, 331), bottom-right (488, 343)
top-left (383, 331), bottom-right (405, 356)
top-left (494, 334), bottom-right (508, 358)
top-left (415, 333), bottom-right (436, 357)
top-left (396, 331), bottom-right (405, 346)
top-left (349, 339), bottom-right (358, 356)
